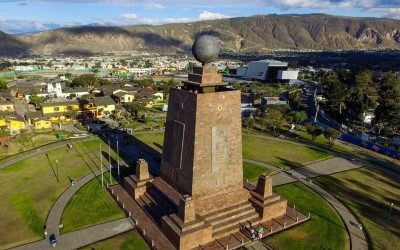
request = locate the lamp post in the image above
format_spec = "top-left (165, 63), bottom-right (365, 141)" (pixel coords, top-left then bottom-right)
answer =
top-left (100, 143), bottom-right (103, 187)
top-left (117, 140), bottom-right (120, 182)
top-left (108, 140), bottom-right (112, 185)
top-left (385, 202), bottom-right (394, 231)
top-left (55, 160), bottom-right (59, 182)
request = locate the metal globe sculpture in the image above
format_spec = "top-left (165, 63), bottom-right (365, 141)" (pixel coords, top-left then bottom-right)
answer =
top-left (192, 35), bottom-right (220, 66)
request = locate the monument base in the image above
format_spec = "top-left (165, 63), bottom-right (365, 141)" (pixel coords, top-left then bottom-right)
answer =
top-left (250, 193), bottom-right (287, 222)
top-left (161, 214), bottom-right (213, 250)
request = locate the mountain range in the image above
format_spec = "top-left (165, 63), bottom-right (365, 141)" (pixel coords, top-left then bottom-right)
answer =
top-left (2, 14), bottom-right (400, 57)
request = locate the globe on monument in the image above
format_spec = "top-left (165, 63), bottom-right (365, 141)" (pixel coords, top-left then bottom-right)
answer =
top-left (192, 35), bottom-right (220, 65)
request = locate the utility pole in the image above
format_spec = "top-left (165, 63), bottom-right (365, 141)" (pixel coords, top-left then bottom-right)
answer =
top-left (100, 143), bottom-right (103, 187)
top-left (117, 140), bottom-right (120, 182)
top-left (385, 202), bottom-right (394, 231)
top-left (108, 140), bottom-right (112, 185)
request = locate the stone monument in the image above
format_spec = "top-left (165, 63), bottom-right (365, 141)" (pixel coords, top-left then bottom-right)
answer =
top-left (121, 35), bottom-right (288, 250)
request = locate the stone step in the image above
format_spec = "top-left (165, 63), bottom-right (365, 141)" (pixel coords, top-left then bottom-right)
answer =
top-left (212, 211), bottom-right (260, 235)
top-left (146, 187), bottom-right (177, 214)
top-left (139, 194), bottom-right (167, 226)
top-left (203, 201), bottom-right (253, 221)
top-left (213, 216), bottom-right (261, 239)
top-left (208, 206), bottom-right (257, 226)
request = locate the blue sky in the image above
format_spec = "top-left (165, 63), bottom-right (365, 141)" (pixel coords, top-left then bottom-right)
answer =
top-left (1, 0), bottom-right (400, 34)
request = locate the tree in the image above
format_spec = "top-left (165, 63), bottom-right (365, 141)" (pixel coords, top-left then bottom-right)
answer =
top-left (306, 125), bottom-right (323, 141)
top-left (291, 111), bottom-right (308, 124)
top-left (323, 129), bottom-right (341, 147)
top-left (144, 60), bottom-right (153, 68)
top-left (320, 71), bottom-right (349, 118)
top-left (243, 117), bottom-right (255, 132)
top-left (373, 72), bottom-right (400, 135)
top-left (288, 90), bottom-right (302, 109)
top-left (15, 131), bottom-right (30, 149)
top-left (0, 79), bottom-right (8, 93)
top-left (70, 74), bottom-right (98, 88)
top-left (30, 95), bottom-right (44, 107)
top-left (161, 78), bottom-right (179, 95)
top-left (264, 108), bottom-right (286, 132)
top-left (348, 70), bottom-right (378, 119)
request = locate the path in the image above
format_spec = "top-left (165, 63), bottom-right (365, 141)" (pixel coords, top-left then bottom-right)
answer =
top-left (11, 137), bottom-right (140, 249)
top-left (12, 218), bottom-right (134, 250)
top-left (247, 133), bottom-right (399, 176)
top-left (46, 170), bottom-right (101, 237)
top-left (246, 157), bottom-right (368, 250)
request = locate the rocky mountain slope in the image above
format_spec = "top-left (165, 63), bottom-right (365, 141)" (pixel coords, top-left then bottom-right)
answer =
top-left (0, 31), bottom-right (30, 56)
top-left (3, 14), bottom-right (400, 56)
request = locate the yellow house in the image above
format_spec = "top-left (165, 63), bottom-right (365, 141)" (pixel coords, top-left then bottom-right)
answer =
top-left (152, 92), bottom-right (164, 102)
top-left (41, 101), bottom-right (79, 121)
top-left (33, 119), bottom-right (52, 130)
top-left (0, 100), bottom-right (15, 112)
top-left (93, 96), bottom-right (116, 118)
top-left (0, 119), bottom-right (8, 129)
top-left (9, 119), bottom-right (25, 132)
top-left (25, 111), bottom-right (53, 130)
top-left (113, 91), bottom-right (135, 104)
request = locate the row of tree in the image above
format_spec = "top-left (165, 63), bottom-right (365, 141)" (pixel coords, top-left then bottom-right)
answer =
top-left (319, 70), bottom-right (400, 135)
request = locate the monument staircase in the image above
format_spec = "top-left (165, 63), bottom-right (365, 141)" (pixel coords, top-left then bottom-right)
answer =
top-left (201, 201), bottom-right (261, 238)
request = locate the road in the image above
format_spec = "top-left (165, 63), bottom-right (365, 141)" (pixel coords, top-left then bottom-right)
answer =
top-left (301, 82), bottom-right (341, 130)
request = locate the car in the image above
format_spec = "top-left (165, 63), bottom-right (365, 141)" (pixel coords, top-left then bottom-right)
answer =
top-left (49, 234), bottom-right (57, 247)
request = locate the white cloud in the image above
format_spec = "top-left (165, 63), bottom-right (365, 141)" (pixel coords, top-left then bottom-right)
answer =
top-left (198, 11), bottom-right (231, 20)
top-left (120, 13), bottom-right (138, 20)
top-left (0, 19), bottom-right (79, 34)
top-left (146, 2), bottom-right (164, 9)
top-left (120, 10), bottom-right (231, 26)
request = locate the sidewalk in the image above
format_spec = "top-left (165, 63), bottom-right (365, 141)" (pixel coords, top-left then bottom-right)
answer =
top-left (12, 218), bottom-right (134, 250)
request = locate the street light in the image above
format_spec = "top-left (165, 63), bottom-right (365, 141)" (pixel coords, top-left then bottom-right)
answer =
top-left (385, 202), bottom-right (394, 231)
top-left (55, 160), bottom-right (59, 182)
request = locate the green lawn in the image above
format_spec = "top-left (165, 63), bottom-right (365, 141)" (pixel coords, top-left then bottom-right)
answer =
top-left (313, 168), bottom-right (400, 250)
top-left (243, 161), bottom-right (276, 181)
top-left (242, 135), bottom-right (332, 169)
top-left (132, 132), bottom-right (332, 170)
top-left (79, 230), bottom-right (150, 250)
top-left (0, 139), bottom-right (120, 249)
top-left (265, 182), bottom-right (350, 250)
top-left (133, 132), bottom-right (164, 152)
top-left (61, 179), bottom-right (125, 234)
top-left (0, 131), bottom-right (77, 160)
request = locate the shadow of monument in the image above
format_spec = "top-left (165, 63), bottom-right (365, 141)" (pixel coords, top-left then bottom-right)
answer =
top-left (96, 131), bottom-right (161, 177)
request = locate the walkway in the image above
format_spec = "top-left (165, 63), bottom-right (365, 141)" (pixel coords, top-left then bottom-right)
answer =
top-left (246, 157), bottom-right (368, 250)
top-left (12, 218), bottom-right (134, 250)
top-left (46, 170), bottom-right (101, 237)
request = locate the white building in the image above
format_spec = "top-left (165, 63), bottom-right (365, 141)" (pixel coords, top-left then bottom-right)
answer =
top-left (242, 60), bottom-right (299, 83)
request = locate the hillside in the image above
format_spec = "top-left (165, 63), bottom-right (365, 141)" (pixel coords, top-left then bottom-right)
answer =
top-left (0, 31), bottom-right (30, 56)
top-left (5, 14), bottom-right (400, 56)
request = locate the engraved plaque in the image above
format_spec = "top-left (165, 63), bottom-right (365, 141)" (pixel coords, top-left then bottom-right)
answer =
top-left (211, 125), bottom-right (229, 173)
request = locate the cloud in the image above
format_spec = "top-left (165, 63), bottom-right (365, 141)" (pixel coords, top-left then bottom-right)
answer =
top-left (198, 11), bottom-right (231, 20)
top-left (146, 2), bottom-right (164, 9)
top-left (120, 10), bottom-right (231, 26)
top-left (0, 19), bottom-right (79, 34)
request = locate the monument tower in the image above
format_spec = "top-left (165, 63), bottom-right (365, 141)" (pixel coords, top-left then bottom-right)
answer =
top-left (120, 35), bottom-right (290, 250)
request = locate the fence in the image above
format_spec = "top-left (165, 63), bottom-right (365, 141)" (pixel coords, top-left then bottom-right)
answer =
top-left (340, 133), bottom-right (399, 159)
